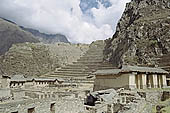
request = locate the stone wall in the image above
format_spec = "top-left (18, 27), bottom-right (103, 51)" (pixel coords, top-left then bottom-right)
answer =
top-left (145, 91), bottom-right (163, 104)
top-left (55, 99), bottom-right (85, 113)
top-left (0, 88), bottom-right (11, 98)
top-left (94, 74), bottom-right (129, 91)
top-left (0, 98), bottom-right (85, 113)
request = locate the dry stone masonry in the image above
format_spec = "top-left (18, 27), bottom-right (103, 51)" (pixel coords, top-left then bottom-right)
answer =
top-left (1, 0), bottom-right (170, 113)
top-left (47, 40), bottom-right (115, 81)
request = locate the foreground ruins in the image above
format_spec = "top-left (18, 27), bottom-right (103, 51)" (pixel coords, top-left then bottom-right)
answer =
top-left (0, 40), bottom-right (170, 113)
top-left (1, 0), bottom-right (170, 112)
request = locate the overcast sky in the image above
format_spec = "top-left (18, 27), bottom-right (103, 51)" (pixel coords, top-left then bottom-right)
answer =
top-left (0, 0), bottom-right (130, 43)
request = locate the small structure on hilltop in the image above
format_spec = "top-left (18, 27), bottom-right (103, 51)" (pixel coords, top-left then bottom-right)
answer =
top-left (93, 65), bottom-right (168, 91)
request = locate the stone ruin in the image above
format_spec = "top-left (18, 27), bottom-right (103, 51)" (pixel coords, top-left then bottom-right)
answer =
top-left (0, 74), bottom-right (88, 113)
top-left (84, 88), bottom-right (170, 113)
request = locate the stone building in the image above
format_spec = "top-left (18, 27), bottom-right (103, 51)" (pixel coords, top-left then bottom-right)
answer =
top-left (33, 78), bottom-right (57, 87)
top-left (94, 66), bottom-right (168, 91)
top-left (9, 76), bottom-right (59, 88)
top-left (10, 75), bottom-right (26, 88)
top-left (0, 74), bottom-right (10, 89)
top-left (0, 74), bottom-right (11, 101)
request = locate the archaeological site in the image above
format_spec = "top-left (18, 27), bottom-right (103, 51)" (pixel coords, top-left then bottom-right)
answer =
top-left (0, 0), bottom-right (170, 113)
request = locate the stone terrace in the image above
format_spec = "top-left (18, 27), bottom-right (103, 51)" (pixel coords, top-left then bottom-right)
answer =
top-left (47, 40), bottom-right (115, 79)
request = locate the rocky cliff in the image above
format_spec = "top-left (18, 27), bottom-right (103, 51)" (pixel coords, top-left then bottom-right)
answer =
top-left (0, 43), bottom-right (89, 77)
top-left (104, 0), bottom-right (170, 68)
top-left (0, 18), bottom-right (39, 55)
top-left (20, 26), bottom-right (70, 44)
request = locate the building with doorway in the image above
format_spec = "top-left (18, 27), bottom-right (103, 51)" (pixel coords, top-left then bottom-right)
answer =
top-left (93, 66), bottom-right (168, 91)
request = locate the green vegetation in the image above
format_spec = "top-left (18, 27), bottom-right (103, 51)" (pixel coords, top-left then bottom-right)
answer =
top-left (152, 98), bottom-right (170, 113)
top-left (161, 106), bottom-right (170, 113)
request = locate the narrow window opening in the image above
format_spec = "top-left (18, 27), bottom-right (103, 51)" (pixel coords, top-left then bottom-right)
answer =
top-left (50, 103), bottom-right (55, 113)
top-left (28, 107), bottom-right (35, 113)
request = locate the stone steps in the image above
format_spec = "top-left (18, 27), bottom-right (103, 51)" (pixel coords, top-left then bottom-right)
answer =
top-left (83, 55), bottom-right (103, 57)
top-left (46, 41), bottom-right (115, 78)
top-left (79, 57), bottom-right (103, 60)
top-left (57, 68), bottom-right (87, 72)
top-left (66, 64), bottom-right (88, 67)
top-left (67, 63), bottom-right (111, 67)
top-left (85, 50), bottom-right (103, 53)
top-left (50, 73), bottom-right (90, 77)
top-left (84, 52), bottom-right (103, 55)
top-left (77, 59), bottom-right (103, 62)
top-left (62, 63), bottom-right (113, 70)
top-left (53, 70), bottom-right (91, 74)
top-left (62, 66), bottom-right (88, 69)
top-left (72, 61), bottom-right (103, 65)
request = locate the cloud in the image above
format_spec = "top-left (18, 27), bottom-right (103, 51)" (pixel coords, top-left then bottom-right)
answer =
top-left (0, 0), bottom-right (130, 44)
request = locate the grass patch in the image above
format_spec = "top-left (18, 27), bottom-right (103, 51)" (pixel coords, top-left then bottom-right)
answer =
top-left (161, 106), bottom-right (170, 113)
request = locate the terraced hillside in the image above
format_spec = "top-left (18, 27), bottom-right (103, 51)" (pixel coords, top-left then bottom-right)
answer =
top-left (0, 42), bottom-right (89, 77)
top-left (47, 40), bottom-right (115, 79)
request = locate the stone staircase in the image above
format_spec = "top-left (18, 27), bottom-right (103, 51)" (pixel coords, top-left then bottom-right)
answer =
top-left (47, 40), bottom-right (115, 79)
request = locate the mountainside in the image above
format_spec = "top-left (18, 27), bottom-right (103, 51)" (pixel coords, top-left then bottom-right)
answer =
top-left (0, 18), bottom-right (39, 55)
top-left (0, 42), bottom-right (89, 77)
top-left (0, 43), bottom-right (53, 76)
top-left (104, 0), bottom-right (170, 68)
top-left (20, 26), bottom-right (70, 44)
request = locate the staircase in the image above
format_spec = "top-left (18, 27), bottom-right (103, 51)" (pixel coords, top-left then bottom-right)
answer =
top-left (47, 40), bottom-right (115, 79)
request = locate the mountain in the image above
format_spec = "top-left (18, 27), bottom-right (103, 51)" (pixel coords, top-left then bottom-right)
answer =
top-left (0, 18), bottom-right (39, 55)
top-left (104, 0), bottom-right (170, 68)
top-left (20, 26), bottom-right (70, 44)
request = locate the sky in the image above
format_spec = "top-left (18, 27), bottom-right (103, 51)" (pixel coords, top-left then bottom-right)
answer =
top-left (0, 0), bottom-right (130, 44)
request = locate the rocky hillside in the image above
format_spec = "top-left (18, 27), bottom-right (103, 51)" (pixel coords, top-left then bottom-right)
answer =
top-left (0, 18), bottom-right (39, 55)
top-left (0, 43), bottom-right (89, 77)
top-left (104, 0), bottom-right (170, 68)
top-left (20, 26), bottom-right (70, 44)
top-left (158, 53), bottom-right (170, 73)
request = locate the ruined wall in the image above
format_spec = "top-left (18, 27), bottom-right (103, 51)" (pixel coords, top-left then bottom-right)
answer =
top-left (0, 89), bottom-right (11, 98)
top-left (94, 74), bottom-right (129, 91)
top-left (0, 98), bottom-right (85, 113)
top-left (55, 99), bottom-right (85, 113)
top-left (104, 0), bottom-right (170, 67)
